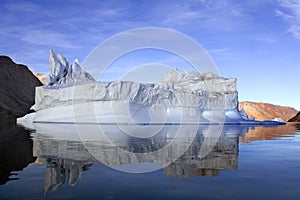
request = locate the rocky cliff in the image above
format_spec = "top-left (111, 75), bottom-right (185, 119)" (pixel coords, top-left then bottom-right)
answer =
top-left (34, 73), bottom-right (47, 85)
top-left (288, 112), bottom-right (300, 122)
top-left (0, 56), bottom-right (42, 121)
top-left (238, 101), bottom-right (298, 121)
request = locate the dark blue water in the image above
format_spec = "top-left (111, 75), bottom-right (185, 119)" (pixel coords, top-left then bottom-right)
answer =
top-left (0, 122), bottom-right (300, 200)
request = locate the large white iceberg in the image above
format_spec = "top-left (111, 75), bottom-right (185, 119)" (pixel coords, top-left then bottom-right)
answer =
top-left (18, 50), bottom-right (284, 125)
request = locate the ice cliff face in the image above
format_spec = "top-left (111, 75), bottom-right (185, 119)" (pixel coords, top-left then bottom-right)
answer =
top-left (33, 50), bottom-right (238, 112)
top-left (46, 49), bottom-right (95, 85)
top-left (32, 70), bottom-right (238, 112)
top-left (159, 70), bottom-right (238, 110)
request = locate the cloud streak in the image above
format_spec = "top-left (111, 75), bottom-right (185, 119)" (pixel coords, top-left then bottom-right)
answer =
top-left (22, 30), bottom-right (78, 48)
top-left (276, 0), bottom-right (300, 39)
top-left (158, 0), bottom-right (245, 30)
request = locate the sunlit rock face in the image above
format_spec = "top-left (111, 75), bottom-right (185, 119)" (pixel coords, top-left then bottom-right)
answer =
top-left (34, 73), bottom-right (47, 85)
top-left (238, 101), bottom-right (298, 121)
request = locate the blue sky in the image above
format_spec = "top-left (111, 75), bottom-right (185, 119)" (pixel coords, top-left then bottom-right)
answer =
top-left (1, 0), bottom-right (300, 110)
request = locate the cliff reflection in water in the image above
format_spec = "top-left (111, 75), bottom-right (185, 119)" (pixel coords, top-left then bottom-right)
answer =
top-left (31, 124), bottom-right (246, 194)
top-left (240, 123), bottom-right (300, 142)
top-left (0, 121), bottom-right (36, 185)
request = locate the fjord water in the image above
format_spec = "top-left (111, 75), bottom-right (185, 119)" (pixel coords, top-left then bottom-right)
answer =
top-left (0, 122), bottom-right (300, 200)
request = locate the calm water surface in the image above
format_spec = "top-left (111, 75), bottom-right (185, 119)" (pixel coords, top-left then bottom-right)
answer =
top-left (0, 122), bottom-right (300, 200)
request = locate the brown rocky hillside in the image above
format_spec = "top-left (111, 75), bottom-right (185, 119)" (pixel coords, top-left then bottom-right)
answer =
top-left (238, 101), bottom-right (298, 121)
top-left (288, 112), bottom-right (300, 122)
top-left (34, 73), bottom-right (47, 85)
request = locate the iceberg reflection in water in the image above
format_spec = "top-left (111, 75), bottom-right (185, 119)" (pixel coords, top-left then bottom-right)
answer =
top-left (29, 123), bottom-right (250, 194)
top-left (2, 123), bottom-right (300, 199)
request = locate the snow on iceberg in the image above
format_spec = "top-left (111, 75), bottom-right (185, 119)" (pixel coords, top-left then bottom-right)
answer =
top-left (18, 50), bottom-right (284, 125)
top-left (46, 49), bottom-right (95, 85)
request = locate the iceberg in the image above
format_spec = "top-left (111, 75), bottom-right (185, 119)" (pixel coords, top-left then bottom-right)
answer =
top-left (18, 50), bottom-right (284, 125)
top-left (46, 49), bottom-right (95, 85)
top-left (271, 118), bottom-right (285, 123)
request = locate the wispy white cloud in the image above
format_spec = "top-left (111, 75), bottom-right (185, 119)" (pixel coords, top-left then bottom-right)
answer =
top-left (159, 0), bottom-right (245, 30)
top-left (288, 25), bottom-right (300, 39)
top-left (276, 0), bottom-right (300, 39)
top-left (208, 48), bottom-right (232, 56)
top-left (22, 30), bottom-right (78, 48)
top-left (247, 35), bottom-right (277, 43)
top-left (3, 1), bottom-right (40, 12)
top-left (275, 9), bottom-right (294, 20)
